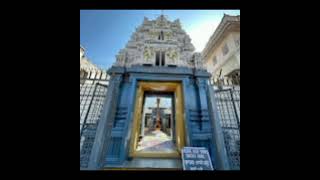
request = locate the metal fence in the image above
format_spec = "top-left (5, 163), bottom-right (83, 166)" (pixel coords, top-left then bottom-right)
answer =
top-left (80, 70), bottom-right (109, 168)
top-left (213, 84), bottom-right (240, 170)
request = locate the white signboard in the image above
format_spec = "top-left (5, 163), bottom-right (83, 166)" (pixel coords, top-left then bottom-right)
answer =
top-left (182, 147), bottom-right (214, 171)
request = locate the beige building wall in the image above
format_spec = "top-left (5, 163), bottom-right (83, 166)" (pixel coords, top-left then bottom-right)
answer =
top-left (206, 33), bottom-right (239, 76)
top-left (202, 15), bottom-right (240, 85)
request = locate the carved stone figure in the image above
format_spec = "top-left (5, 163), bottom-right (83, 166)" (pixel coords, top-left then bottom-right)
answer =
top-left (167, 48), bottom-right (178, 62)
top-left (148, 30), bottom-right (158, 39)
top-left (164, 31), bottom-right (172, 40)
top-left (143, 46), bottom-right (154, 61)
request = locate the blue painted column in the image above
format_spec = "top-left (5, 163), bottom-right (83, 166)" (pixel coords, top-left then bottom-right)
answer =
top-left (182, 78), bottom-right (191, 146)
top-left (121, 76), bottom-right (138, 163)
top-left (195, 77), bottom-right (211, 134)
top-left (88, 73), bottom-right (123, 169)
top-left (194, 76), bottom-right (216, 166)
top-left (196, 78), bottom-right (209, 112)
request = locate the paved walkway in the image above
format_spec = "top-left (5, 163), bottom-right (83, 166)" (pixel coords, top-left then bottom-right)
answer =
top-left (137, 130), bottom-right (176, 152)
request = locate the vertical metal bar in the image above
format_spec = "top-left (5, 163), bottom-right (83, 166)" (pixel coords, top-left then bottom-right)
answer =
top-left (80, 82), bottom-right (99, 141)
top-left (89, 86), bottom-right (100, 124)
top-left (216, 90), bottom-right (232, 168)
top-left (81, 71), bottom-right (100, 126)
top-left (89, 73), bottom-right (103, 125)
top-left (80, 73), bottom-right (93, 118)
top-left (80, 70), bottom-right (91, 98)
top-left (80, 71), bottom-right (94, 136)
top-left (80, 72), bottom-right (98, 121)
top-left (220, 90), bottom-right (229, 127)
top-left (229, 89), bottom-right (240, 132)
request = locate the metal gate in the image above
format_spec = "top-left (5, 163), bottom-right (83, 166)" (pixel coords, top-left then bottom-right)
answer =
top-left (80, 71), bottom-right (109, 168)
top-left (214, 87), bottom-right (240, 170)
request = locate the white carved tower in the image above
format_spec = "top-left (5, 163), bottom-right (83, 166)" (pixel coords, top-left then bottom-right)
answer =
top-left (114, 15), bottom-right (203, 69)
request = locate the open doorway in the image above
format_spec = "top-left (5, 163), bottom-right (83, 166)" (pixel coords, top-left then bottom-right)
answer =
top-left (129, 82), bottom-right (185, 158)
top-left (136, 92), bottom-right (176, 153)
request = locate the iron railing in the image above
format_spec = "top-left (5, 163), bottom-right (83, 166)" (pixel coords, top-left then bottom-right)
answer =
top-left (213, 84), bottom-right (240, 170)
top-left (80, 70), bottom-right (109, 168)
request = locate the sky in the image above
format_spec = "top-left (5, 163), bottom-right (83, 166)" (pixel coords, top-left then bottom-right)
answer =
top-left (80, 10), bottom-right (240, 70)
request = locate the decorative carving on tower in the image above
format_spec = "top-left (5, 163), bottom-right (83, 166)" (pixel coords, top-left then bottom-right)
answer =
top-left (167, 47), bottom-right (178, 62)
top-left (143, 46), bottom-right (154, 61)
top-left (164, 31), bottom-right (172, 40)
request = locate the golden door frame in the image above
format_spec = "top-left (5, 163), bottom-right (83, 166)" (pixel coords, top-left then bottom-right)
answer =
top-left (129, 81), bottom-right (186, 158)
